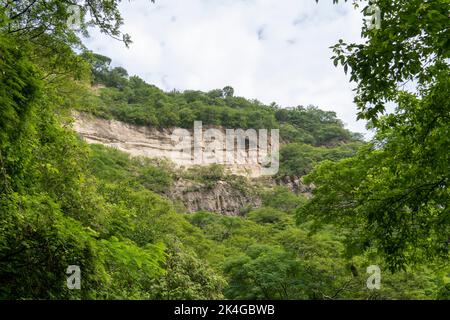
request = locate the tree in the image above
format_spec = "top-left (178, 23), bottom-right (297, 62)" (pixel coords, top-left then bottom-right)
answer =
top-left (82, 52), bottom-right (112, 83)
top-left (0, 0), bottom-right (145, 46)
top-left (0, 0), bottom-right (171, 299)
top-left (149, 242), bottom-right (226, 299)
top-left (261, 186), bottom-right (306, 214)
top-left (105, 66), bottom-right (129, 89)
top-left (302, 0), bottom-right (449, 270)
top-left (329, 0), bottom-right (449, 122)
top-left (222, 86), bottom-right (234, 98)
top-left (223, 245), bottom-right (305, 299)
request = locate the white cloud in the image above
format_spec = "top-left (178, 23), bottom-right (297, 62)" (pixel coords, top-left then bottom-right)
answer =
top-left (84, 0), bottom-right (371, 136)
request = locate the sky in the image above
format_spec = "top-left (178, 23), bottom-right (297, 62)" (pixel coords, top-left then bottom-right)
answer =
top-left (84, 0), bottom-right (373, 137)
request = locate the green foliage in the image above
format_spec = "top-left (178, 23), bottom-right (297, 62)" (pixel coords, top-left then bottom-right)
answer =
top-left (1, 0), bottom-right (137, 47)
top-left (330, 0), bottom-right (449, 122)
top-left (224, 244), bottom-right (305, 299)
top-left (98, 237), bottom-right (165, 299)
top-left (261, 186), bottom-right (306, 213)
top-left (278, 142), bottom-right (362, 177)
top-left (301, 0), bottom-right (449, 271)
top-left (299, 121), bottom-right (449, 270)
top-left (275, 106), bottom-right (358, 145)
top-left (188, 212), bottom-right (248, 243)
top-left (188, 208), bottom-right (446, 299)
top-left (0, 31), bottom-right (170, 299)
top-left (0, 193), bottom-right (105, 299)
top-left (88, 144), bottom-right (173, 193)
top-left (149, 242), bottom-right (226, 300)
top-left (0, 17), bottom-right (218, 299)
top-left (247, 208), bottom-right (292, 229)
top-left (79, 60), bottom-right (361, 147)
top-left (183, 164), bottom-right (225, 184)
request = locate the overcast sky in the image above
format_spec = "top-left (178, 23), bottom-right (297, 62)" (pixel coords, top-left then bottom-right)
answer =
top-left (84, 0), bottom-right (372, 137)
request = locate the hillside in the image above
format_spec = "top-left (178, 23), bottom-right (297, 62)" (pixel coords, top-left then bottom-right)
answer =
top-left (71, 59), bottom-right (366, 214)
top-left (80, 52), bottom-right (364, 146)
top-left (1, 0), bottom-right (448, 301)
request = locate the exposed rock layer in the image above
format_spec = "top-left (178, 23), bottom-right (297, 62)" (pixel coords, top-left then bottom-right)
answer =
top-left (72, 113), bottom-right (310, 215)
top-left (73, 112), bottom-right (265, 177)
top-left (169, 179), bottom-right (261, 216)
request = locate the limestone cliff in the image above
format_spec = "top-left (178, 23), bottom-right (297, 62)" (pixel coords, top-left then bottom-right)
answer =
top-left (72, 112), bottom-right (309, 215)
top-left (73, 112), bottom-right (266, 178)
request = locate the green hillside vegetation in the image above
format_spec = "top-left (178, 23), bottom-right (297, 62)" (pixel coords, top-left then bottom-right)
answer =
top-left (77, 52), bottom-right (365, 178)
top-left (80, 52), bottom-right (363, 146)
top-left (0, 0), bottom-right (448, 300)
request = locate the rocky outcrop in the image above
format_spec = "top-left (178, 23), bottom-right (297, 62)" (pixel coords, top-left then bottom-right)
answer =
top-left (73, 112), bottom-right (266, 177)
top-left (72, 112), bottom-right (311, 214)
top-left (169, 179), bottom-right (261, 215)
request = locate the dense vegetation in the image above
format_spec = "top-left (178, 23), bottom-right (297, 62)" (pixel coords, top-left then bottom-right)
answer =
top-left (0, 0), bottom-right (448, 300)
top-left (308, 0), bottom-right (449, 271)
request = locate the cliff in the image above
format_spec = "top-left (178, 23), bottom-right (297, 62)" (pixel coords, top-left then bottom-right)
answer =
top-left (73, 112), bottom-right (266, 178)
top-left (73, 112), bottom-right (310, 215)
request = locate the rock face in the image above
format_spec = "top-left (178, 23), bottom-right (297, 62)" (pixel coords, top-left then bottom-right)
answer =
top-left (72, 113), bottom-right (308, 215)
top-left (169, 179), bottom-right (261, 215)
top-left (73, 112), bottom-right (268, 178)
top-left (73, 112), bottom-right (191, 164)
